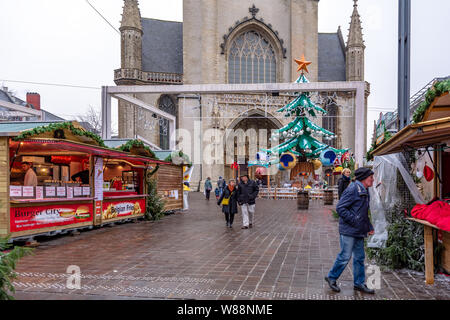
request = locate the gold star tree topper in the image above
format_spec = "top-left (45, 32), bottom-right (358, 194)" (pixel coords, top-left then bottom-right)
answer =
top-left (295, 54), bottom-right (312, 74)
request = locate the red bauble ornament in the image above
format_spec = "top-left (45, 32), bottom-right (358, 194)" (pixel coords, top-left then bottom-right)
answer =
top-left (423, 164), bottom-right (434, 182)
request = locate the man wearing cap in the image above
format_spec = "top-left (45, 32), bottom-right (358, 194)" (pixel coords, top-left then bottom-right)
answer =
top-left (325, 167), bottom-right (376, 294)
top-left (237, 174), bottom-right (259, 229)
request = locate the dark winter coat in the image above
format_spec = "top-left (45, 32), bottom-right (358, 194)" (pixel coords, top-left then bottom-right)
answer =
top-left (336, 180), bottom-right (374, 238)
top-left (237, 180), bottom-right (259, 205)
top-left (218, 187), bottom-right (238, 214)
top-left (337, 175), bottom-right (351, 199)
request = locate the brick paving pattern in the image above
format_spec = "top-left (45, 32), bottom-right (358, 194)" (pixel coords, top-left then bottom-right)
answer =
top-left (12, 192), bottom-right (450, 300)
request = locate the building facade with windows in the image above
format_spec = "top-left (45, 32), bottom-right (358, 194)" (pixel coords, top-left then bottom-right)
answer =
top-left (115, 0), bottom-right (369, 188)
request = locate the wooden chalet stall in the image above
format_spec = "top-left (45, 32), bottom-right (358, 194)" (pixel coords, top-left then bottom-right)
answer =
top-left (153, 163), bottom-right (184, 212)
top-left (0, 122), bottom-right (168, 241)
top-left (372, 85), bottom-right (450, 284)
top-left (105, 146), bottom-right (185, 213)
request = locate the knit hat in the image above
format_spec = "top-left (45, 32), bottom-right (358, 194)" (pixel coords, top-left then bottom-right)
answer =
top-left (355, 167), bottom-right (374, 181)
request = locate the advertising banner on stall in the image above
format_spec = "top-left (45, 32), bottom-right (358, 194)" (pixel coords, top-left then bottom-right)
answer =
top-left (94, 157), bottom-right (104, 201)
top-left (102, 198), bottom-right (145, 221)
top-left (10, 203), bottom-right (93, 232)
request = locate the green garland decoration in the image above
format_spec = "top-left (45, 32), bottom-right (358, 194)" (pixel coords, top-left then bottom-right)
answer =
top-left (366, 130), bottom-right (393, 162)
top-left (117, 139), bottom-right (156, 159)
top-left (13, 122), bottom-right (106, 147)
top-left (412, 80), bottom-right (450, 124)
top-left (164, 150), bottom-right (192, 167)
top-left (367, 80), bottom-right (450, 161)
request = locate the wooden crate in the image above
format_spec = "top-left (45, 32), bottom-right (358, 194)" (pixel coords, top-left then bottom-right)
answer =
top-left (155, 164), bottom-right (183, 211)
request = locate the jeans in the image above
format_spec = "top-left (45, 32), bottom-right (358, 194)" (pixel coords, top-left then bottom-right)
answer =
top-left (205, 189), bottom-right (211, 200)
top-left (327, 234), bottom-right (366, 286)
top-left (241, 204), bottom-right (255, 227)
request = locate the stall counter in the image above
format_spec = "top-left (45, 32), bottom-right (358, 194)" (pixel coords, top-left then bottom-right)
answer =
top-left (9, 198), bottom-right (94, 238)
top-left (101, 194), bottom-right (147, 224)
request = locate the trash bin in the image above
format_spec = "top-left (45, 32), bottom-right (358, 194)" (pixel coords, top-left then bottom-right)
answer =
top-left (297, 191), bottom-right (309, 210)
top-left (324, 190), bottom-right (334, 205)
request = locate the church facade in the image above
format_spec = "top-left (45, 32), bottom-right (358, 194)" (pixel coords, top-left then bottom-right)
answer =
top-left (114, 0), bottom-right (369, 189)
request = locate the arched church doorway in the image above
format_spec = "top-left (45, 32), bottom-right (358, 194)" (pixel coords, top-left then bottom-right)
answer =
top-left (223, 111), bottom-right (282, 185)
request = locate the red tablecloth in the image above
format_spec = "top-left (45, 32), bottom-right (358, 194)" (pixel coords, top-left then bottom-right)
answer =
top-left (411, 201), bottom-right (450, 232)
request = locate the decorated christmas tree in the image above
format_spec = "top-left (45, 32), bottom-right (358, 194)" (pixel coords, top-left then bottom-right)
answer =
top-left (262, 55), bottom-right (348, 165)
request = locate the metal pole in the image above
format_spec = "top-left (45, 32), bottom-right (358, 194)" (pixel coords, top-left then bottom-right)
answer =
top-left (101, 86), bottom-right (112, 140)
top-left (398, 0), bottom-right (411, 130)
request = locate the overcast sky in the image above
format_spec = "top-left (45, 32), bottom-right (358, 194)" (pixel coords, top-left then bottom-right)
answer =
top-left (0, 0), bottom-right (449, 148)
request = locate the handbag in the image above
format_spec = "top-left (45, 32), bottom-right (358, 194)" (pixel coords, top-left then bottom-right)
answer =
top-left (221, 190), bottom-right (234, 206)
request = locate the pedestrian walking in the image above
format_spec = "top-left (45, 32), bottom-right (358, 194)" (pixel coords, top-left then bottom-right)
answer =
top-left (217, 176), bottom-right (226, 196)
top-left (214, 187), bottom-right (220, 200)
top-left (237, 175), bottom-right (259, 229)
top-left (325, 167), bottom-right (376, 294)
top-left (204, 177), bottom-right (212, 200)
top-left (337, 168), bottom-right (352, 199)
top-left (217, 179), bottom-right (238, 228)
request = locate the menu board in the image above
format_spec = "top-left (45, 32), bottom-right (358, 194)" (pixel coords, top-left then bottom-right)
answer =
top-left (10, 186), bottom-right (22, 197)
top-left (36, 186), bottom-right (44, 199)
top-left (74, 187), bottom-right (82, 197)
top-left (57, 187), bottom-right (66, 197)
top-left (22, 186), bottom-right (34, 198)
top-left (82, 187), bottom-right (91, 196)
top-left (45, 186), bottom-right (56, 197)
top-left (67, 187), bottom-right (73, 199)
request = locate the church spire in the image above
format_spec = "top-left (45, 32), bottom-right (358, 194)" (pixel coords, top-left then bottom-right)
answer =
top-left (119, 0), bottom-right (143, 70)
top-left (346, 0), bottom-right (365, 81)
top-left (347, 0), bottom-right (365, 48)
top-left (120, 0), bottom-right (143, 32)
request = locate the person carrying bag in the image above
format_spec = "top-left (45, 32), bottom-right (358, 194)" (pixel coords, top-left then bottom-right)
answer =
top-left (217, 179), bottom-right (238, 228)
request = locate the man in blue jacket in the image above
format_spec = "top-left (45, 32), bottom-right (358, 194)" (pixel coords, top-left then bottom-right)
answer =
top-left (325, 167), bottom-right (375, 294)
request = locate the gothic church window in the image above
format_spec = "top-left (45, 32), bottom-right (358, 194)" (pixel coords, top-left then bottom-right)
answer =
top-left (158, 95), bottom-right (177, 150)
top-left (228, 30), bottom-right (277, 84)
top-left (323, 101), bottom-right (338, 148)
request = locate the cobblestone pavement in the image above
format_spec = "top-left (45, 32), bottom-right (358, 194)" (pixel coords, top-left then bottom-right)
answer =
top-left (13, 192), bottom-right (450, 300)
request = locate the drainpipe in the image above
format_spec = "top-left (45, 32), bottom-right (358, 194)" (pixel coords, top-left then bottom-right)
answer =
top-left (197, 94), bottom-right (202, 191)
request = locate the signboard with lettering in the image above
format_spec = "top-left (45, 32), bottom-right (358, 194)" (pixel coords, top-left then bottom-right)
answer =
top-left (10, 203), bottom-right (93, 232)
top-left (102, 198), bottom-right (145, 221)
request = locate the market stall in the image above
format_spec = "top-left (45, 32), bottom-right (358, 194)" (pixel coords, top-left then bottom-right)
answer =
top-left (0, 122), bottom-right (168, 241)
top-left (372, 81), bottom-right (450, 284)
